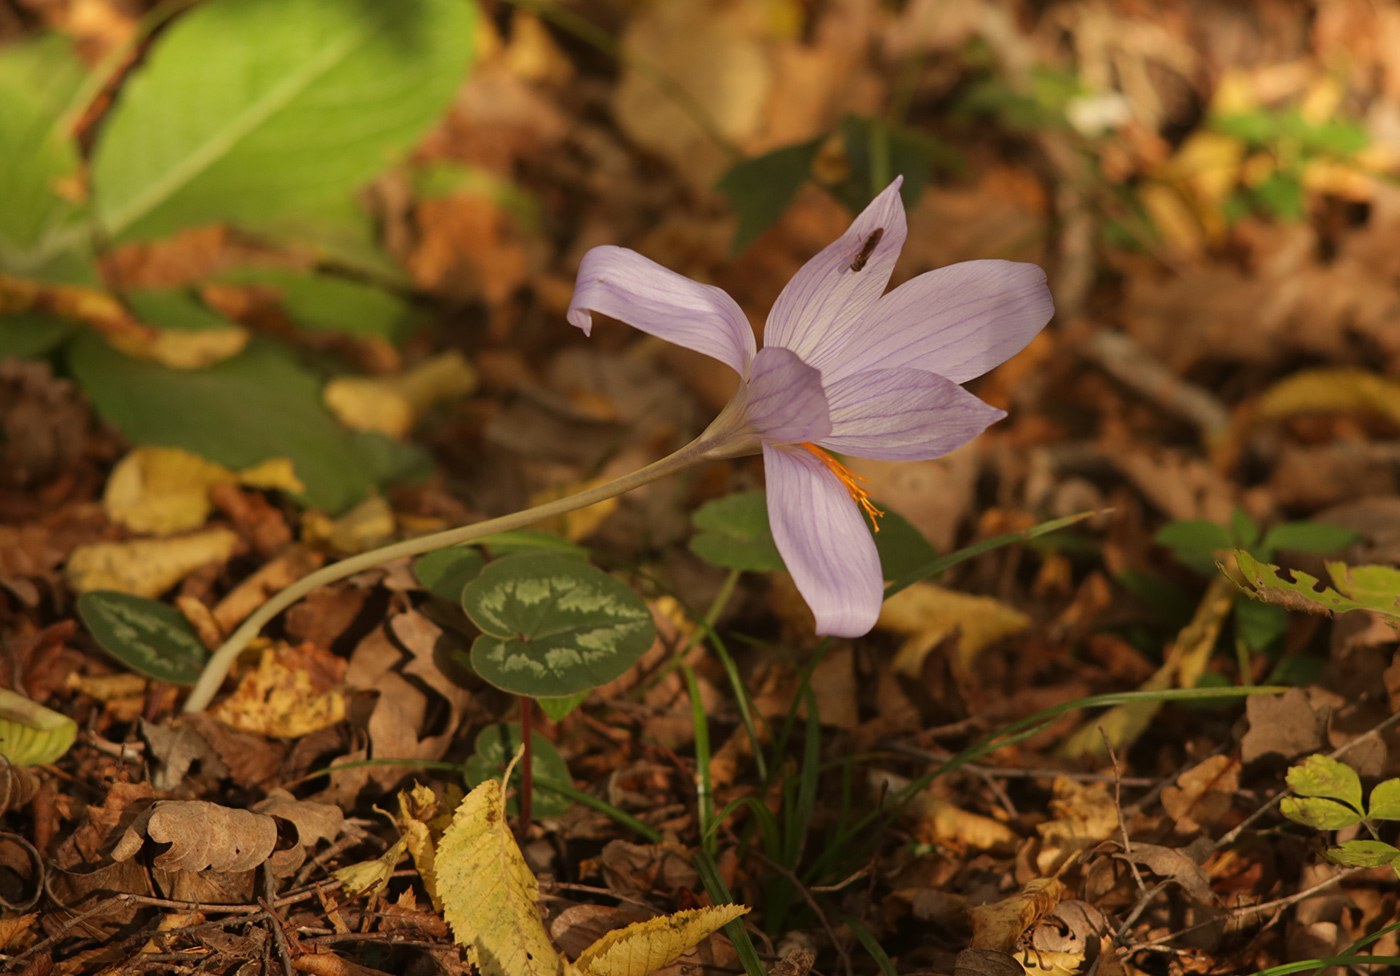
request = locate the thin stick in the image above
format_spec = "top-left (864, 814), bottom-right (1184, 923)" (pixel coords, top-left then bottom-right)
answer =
top-left (519, 697), bottom-right (534, 828)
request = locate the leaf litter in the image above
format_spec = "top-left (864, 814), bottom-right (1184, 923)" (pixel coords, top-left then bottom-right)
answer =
top-left (5, 0), bottom-right (1400, 974)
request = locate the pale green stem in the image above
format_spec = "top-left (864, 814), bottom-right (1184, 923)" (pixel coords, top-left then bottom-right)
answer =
top-left (183, 434), bottom-right (741, 714)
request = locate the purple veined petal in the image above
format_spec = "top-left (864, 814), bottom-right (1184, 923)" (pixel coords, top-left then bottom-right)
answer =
top-left (742, 347), bottom-right (833, 444)
top-left (567, 245), bottom-right (757, 374)
top-left (763, 178), bottom-right (908, 365)
top-left (819, 260), bottom-right (1054, 384)
top-left (763, 443), bottom-right (883, 638)
top-left (817, 367), bottom-right (1007, 461)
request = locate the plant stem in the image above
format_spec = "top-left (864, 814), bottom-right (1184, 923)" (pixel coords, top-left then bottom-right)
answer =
top-left (183, 437), bottom-right (730, 713)
top-left (519, 697), bottom-right (534, 827)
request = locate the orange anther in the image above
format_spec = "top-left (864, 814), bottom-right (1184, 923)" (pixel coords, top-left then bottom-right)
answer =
top-left (800, 444), bottom-right (884, 531)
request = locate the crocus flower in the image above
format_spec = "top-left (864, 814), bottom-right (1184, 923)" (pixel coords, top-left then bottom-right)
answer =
top-left (566, 177), bottom-right (1054, 637)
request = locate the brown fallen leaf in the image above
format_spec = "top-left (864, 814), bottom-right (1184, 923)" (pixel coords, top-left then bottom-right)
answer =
top-left (1112, 841), bottom-right (1215, 903)
top-left (878, 582), bottom-right (1030, 674)
top-left (1161, 754), bottom-right (1241, 833)
top-left (1035, 779), bottom-right (1120, 875)
top-left (967, 878), bottom-right (1066, 953)
top-left (210, 641), bottom-right (347, 738)
top-left (113, 800), bottom-right (278, 873)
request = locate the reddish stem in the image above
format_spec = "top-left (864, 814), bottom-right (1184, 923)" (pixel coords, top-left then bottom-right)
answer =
top-left (519, 696), bottom-right (533, 827)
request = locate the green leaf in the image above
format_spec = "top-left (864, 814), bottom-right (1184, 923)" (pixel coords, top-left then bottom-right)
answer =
top-left (0, 34), bottom-right (87, 273)
top-left (1154, 520), bottom-right (1232, 575)
top-left (91, 0), bottom-right (476, 243)
top-left (536, 691), bottom-right (589, 722)
top-left (1231, 508), bottom-right (1260, 549)
top-left (1234, 598), bottom-right (1289, 653)
top-left (1368, 779), bottom-right (1400, 821)
top-left (462, 722), bottom-right (572, 819)
top-left (0, 313), bottom-right (74, 359)
top-left (716, 138), bottom-right (822, 254)
top-left (826, 114), bottom-right (955, 213)
top-left (1280, 796), bottom-right (1366, 831)
top-left (873, 508), bottom-right (938, 581)
top-left (463, 553), bottom-right (655, 698)
top-left (1226, 551), bottom-right (1400, 625)
top-left (1287, 754), bottom-right (1364, 811)
top-left (0, 688), bottom-right (78, 766)
top-left (76, 590), bottom-right (210, 685)
top-left (219, 268), bottom-right (420, 341)
top-left (690, 491), bottom-right (785, 573)
top-left (1260, 522), bottom-right (1359, 556)
top-left (414, 546), bottom-right (486, 604)
top-left (1322, 840), bottom-right (1400, 869)
top-left (68, 333), bottom-right (375, 513)
top-left (477, 531), bottom-right (589, 560)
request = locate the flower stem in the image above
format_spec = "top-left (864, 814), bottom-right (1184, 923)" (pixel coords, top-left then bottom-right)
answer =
top-left (182, 440), bottom-right (716, 714)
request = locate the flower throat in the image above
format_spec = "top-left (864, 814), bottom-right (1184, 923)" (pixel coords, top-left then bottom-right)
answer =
top-left (800, 444), bottom-right (884, 532)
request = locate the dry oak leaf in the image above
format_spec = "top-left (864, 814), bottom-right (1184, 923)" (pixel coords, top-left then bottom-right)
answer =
top-left (104, 446), bottom-right (303, 536)
top-left (65, 528), bottom-right (240, 597)
top-left (1161, 754), bottom-right (1241, 833)
top-left (968, 878), bottom-right (1066, 954)
top-left (571, 905), bottom-right (749, 976)
top-left (1111, 841), bottom-right (1214, 903)
top-left (113, 801), bottom-right (277, 873)
top-left (877, 582), bottom-right (1029, 674)
top-left (437, 777), bottom-right (560, 976)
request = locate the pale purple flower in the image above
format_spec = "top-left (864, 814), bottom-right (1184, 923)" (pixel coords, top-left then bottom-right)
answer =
top-left (566, 178), bottom-right (1054, 637)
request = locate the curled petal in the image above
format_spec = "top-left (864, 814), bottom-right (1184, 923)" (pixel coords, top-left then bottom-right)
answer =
top-left (763, 178), bottom-right (907, 364)
top-left (818, 368), bottom-right (1006, 461)
top-left (763, 444), bottom-right (883, 638)
top-left (817, 260), bottom-right (1053, 383)
top-left (743, 347), bottom-right (832, 444)
top-left (567, 246), bottom-right (757, 374)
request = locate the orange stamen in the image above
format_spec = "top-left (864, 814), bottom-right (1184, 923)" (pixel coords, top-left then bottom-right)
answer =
top-left (800, 443), bottom-right (884, 532)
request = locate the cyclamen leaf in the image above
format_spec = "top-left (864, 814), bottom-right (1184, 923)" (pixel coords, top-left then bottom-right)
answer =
top-left (414, 546), bottom-right (486, 604)
top-left (437, 778), bottom-right (562, 976)
top-left (574, 905), bottom-right (750, 976)
top-left (76, 590), bottom-right (210, 685)
top-left (462, 723), bottom-right (572, 819)
top-left (463, 553), bottom-right (655, 699)
top-left (91, 0), bottom-right (476, 242)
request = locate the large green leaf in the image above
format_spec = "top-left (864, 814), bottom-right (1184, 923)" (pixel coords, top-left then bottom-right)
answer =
top-left (68, 333), bottom-right (375, 512)
top-left (0, 313), bottom-right (74, 359)
top-left (689, 491), bottom-right (785, 573)
top-left (463, 553), bottom-right (655, 699)
top-left (76, 590), bottom-right (210, 685)
top-left (0, 34), bottom-right (88, 273)
top-left (462, 722), bottom-right (572, 819)
top-left (716, 138), bottom-right (822, 255)
top-left (91, 0), bottom-right (477, 242)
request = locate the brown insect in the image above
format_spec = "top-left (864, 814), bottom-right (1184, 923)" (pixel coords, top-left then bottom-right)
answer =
top-left (848, 228), bottom-right (884, 271)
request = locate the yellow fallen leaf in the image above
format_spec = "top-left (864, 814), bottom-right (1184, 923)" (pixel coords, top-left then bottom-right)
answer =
top-left (301, 495), bottom-right (396, 555)
top-left (66, 528), bottom-right (241, 597)
top-left (109, 325), bottom-right (250, 369)
top-left (324, 350), bottom-right (477, 438)
top-left (64, 672), bottom-right (148, 702)
top-left (437, 778), bottom-right (562, 976)
top-left (968, 878), bottom-right (1065, 954)
top-left (335, 835), bottom-right (408, 898)
top-left (573, 905), bottom-right (749, 976)
top-left (210, 643), bottom-right (346, 738)
top-left (1034, 779), bottom-right (1120, 875)
top-left (104, 446), bottom-right (304, 535)
top-left (396, 782), bottom-right (451, 911)
top-left (1015, 948), bottom-right (1083, 976)
top-left (877, 583), bottom-right (1029, 674)
top-left (1255, 368), bottom-right (1400, 428)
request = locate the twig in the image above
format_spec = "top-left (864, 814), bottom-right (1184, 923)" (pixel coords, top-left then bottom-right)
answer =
top-left (1081, 329), bottom-right (1231, 441)
top-left (263, 869), bottom-right (295, 976)
top-left (751, 850), bottom-right (853, 976)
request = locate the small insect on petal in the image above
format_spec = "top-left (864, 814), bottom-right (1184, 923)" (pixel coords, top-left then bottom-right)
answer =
top-left (849, 228), bottom-right (884, 272)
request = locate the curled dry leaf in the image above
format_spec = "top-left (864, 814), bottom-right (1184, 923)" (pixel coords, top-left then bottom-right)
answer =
top-left (1161, 754), bottom-right (1241, 833)
top-left (968, 878), bottom-right (1066, 954)
top-left (113, 801), bottom-right (277, 873)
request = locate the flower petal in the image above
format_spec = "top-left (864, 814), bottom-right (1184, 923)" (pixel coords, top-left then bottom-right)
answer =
top-left (818, 368), bottom-right (1006, 461)
top-left (743, 347), bottom-right (832, 444)
top-left (816, 260), bottom-right (1053, 383)
top-left (567, 245), bottom-right (757, 374)
top-left (763, 443), bottom-right (883, 638)
top-left (763, 178), bottom-right (907, 364)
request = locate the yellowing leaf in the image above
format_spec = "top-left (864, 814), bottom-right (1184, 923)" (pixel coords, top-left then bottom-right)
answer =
top-left (1255, 368), bottom-right (1400, 428)
top-left (104, 446), bottom-right (304, 535)
top-left (967, 878), bottom-right (1065, 954)
top-left (301, 495), bottom-right (396, 555)
top-left (437, 778), bottom-right (562, 976)
top-left (397, 782), bottom-right (450, 911)
top-left (0, 688), bottom-right (78, 766)
top-left (66, 528), bottom-right (241, 597)
top-left (877, 582), bottom-right (1029, 674)
top-left (209, 643), bottom-right (346, 737)
top-left (109, 324), bottom-right (250, 369)
top-left (335, 836), bottom-right (408, 898)
top-left (573, 905), bottom-right (749, 976)
top-left (324, 351), bottom-right (477, 439)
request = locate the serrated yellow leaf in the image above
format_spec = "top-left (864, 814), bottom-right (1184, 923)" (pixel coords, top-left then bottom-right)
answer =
top-left (574, 905), bottom-right (749, 976)
top-left (437, 779), bottom-right (562, 976)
